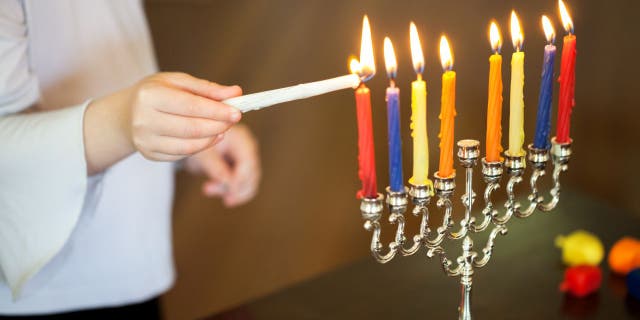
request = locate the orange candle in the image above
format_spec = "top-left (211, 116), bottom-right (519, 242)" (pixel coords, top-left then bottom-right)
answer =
top-left (486, 22), bottom-right (503, 162)
top-left (438, 35), bottom-right (456, 178)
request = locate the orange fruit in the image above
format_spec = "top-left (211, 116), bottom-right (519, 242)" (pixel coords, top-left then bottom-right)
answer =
top-left (608, 237), bottom-right (640, 275)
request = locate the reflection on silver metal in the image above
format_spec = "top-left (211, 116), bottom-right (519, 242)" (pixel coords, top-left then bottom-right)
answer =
top-left (457, 139), bottom-right (480, 168)
top-left (527, 144), bottom-right (549, 169)
top-left (386, 186), bottom-right (409, 212)
top-left (360, 193), bottom-right (384, 221)
top-left (551, 137), bottom-right (572, 164)
top-left (409, 183), bottom-right (433, 203)
top-left (358, 136), bottom-right (572, 320)
top-left (481, 158), bottom-right (503, 181)
top-left (434, 172), bottom-right (456, 194)
top-left (503, 150), bottom-right (526, 174)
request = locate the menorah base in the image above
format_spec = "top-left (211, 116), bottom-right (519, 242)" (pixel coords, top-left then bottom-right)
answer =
top-left (359, 137), bottom-right (571, 319)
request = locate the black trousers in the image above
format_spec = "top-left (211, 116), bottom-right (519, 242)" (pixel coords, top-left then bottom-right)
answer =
top-left (0, 297), bottom-right (160, 320)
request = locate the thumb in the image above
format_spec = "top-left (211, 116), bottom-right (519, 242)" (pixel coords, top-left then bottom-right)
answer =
top-left (163, 72), bottom-right (242, 101)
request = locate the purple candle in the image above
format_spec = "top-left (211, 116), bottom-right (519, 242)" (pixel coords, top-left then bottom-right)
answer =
top-left (533, 16), bottom-right (557, 149)
top-left (383, 37), bottom-right (404, 192)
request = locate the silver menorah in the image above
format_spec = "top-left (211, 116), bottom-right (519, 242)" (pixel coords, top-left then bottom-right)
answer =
top-left (359, 137), bottom-right (572, 320)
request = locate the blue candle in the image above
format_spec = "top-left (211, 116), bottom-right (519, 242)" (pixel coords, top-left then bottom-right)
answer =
top-left (386, 85), bottom-right (404, 192)
top-left (533, 16), bottom-right (557, 149)
top-left (383, 37), bottom-right (404, 192)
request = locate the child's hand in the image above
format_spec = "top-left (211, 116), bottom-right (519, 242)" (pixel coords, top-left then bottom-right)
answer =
top-left (84, 72), bottom-right (242, 174)
top-left (126, 72), bottom-right (242, 161)
top-left (184, 124), bottom-right (261, 207)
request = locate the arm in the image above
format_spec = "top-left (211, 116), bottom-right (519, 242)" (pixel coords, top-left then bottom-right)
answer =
top-left (0, 0), bottom-right (242, 296)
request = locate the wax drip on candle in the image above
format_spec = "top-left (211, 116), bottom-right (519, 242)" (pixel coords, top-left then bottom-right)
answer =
top-left (438, 35), bottom-right (457, 178)
top-left (383, 36), bottom-right (404, 192)
top-left (408, 22), bottom-right (431, 187)
top-left (507, 10), bottom-right (526, 157)
top-left (533, 16), bottom-right (557, 149)
top-left (352, 15), bottom-right (378, 199)
top-left (485, 21), bottom-right (504, 162)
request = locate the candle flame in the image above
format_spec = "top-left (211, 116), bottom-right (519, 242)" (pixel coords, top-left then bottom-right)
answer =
top-left (358, 15), bottom-right (375, 81)
top-left (559, 0), bottom-right (574, 34)
top-left (541, 15), bottom-right (556, 44)
top-left (510, 10), bottom-right (524, 51)
top-left (409, 22), bottom-right (425, 74)
top-left (489, 21), bottom-right (502, 54)
top-left (383, 37), bottom-right (397, 79)
top-left (439, 35), bottom-right (453, 72)
top-left (349, 58), bottom-right (361, 75)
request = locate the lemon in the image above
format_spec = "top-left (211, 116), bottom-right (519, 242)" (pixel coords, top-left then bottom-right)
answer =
top-left (555, 230), bottom-right (604, 266)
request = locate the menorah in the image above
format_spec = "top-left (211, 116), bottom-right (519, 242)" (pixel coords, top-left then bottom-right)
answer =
top-left (358, 137), bottom-right (572, 320)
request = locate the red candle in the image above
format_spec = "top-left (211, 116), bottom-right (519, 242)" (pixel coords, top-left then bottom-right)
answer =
top-left (556, 0), bottom-right (576, 143)
top-left (355, 83), bottom-right (378, 199)
top-left (352, 15), bottom-right (378, 199)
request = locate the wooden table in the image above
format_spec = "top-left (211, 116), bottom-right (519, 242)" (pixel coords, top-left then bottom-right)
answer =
top-left (211, 189), bottom-right (640, 319)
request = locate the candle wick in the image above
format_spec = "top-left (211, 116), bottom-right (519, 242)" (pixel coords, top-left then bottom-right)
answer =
top-left (390, 79), bottom-right (396, 88)
top-left (417, 73), bottom-right (423, 81)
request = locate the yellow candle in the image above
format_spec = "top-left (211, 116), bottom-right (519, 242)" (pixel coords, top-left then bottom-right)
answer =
top-left (408, 22), bottom-right (430, 186)
top-left (438, 36), bottom-right (456, 178)
top-left (508, 11), bottom-right (525, 157)
top-left (486, 22), bottom-right (504, 162)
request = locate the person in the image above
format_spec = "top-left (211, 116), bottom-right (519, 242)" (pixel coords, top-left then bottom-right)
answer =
top-left (0, 0), bottom-right (261, 318)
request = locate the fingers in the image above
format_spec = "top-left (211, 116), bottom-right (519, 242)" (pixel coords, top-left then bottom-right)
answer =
top-left (153, 87), bottom-right (241, 122)
top-left (146, 135), bottom-right (220, 156)
top-left (198, 152), bottom-right (233, 197)
top-left (162, 72), bottom-right (243, 101)
top-left (220, 127), bottom-right (261, 207)
top-left (149, 111), bottom-right (234, 139)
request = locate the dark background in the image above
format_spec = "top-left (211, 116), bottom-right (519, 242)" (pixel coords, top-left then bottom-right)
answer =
top-left (144, 0), bottom-right (640, 319)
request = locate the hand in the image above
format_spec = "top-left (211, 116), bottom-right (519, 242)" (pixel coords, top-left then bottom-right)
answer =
top-left (184, 124), bottom-right (261, 207)
top-left (84, 72), bottom-right (242, 174)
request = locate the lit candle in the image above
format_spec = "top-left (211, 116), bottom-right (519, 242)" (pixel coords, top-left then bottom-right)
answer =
top-left (533, 16), bottom-right (557, 149)
top-left (438, 35), bottom-right (456, 178)
top-left (383, 37), bottom-right (404, 192)
top-left (408, 22), bottom-right (430, 186)
top-left (351, 15), bottom-right (378, 199)
top-left (556, 0), bottom-right (576, 143)
top-left (486, 21), bottom-right (504, 162)
top-left (508, 11), bottom-right (526, 157)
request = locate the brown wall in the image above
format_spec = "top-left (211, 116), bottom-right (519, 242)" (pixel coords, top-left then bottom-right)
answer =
top-left (145, 0), bottom-right (640, 319)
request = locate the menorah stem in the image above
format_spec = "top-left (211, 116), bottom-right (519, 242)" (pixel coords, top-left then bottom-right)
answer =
top-left (459, 280), bottom-right (473, 320)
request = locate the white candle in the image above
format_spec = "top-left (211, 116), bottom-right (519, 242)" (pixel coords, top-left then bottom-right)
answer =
top-left (223, 74), bottom-right (361, 113)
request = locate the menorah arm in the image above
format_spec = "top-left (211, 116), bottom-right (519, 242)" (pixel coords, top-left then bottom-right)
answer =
top-left (427, 246), bottom-right (464, 277)
top-left (491, 174), bottom-right (521, 224)
top-left (424, 196), bottom-right (453, 247)
top-left (537, 162), bottom-right (567, 212)
top-left (398, 203), bottom-right (430, 256)
top-left (364, 219), bottom-right (400, 263)
top-left (513, 169), bottom-right (540, 218)
top-left (472, 225), bottom-right (508, 268)
top-left (469, 179), bottom-right (499, 232)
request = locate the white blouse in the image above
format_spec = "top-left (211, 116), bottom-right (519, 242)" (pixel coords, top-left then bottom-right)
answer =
top-left (0, 0), bottom-right (175, 314)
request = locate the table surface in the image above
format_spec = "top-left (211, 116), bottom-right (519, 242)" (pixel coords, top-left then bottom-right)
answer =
top-left (215, 189), bottom-right (640, 320)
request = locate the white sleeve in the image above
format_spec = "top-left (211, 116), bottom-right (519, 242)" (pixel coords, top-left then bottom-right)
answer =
top-left (0, 0), bottom-right (96, 298)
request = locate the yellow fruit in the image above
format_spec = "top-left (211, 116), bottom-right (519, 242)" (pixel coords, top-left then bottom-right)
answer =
top-left (555, 230), bottom-right (604, 266)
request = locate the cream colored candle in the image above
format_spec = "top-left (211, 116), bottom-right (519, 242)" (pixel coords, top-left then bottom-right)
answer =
top-left (408, 22), bottom-right (430, 186)
top-left (508, 11), bottom-right (525, 156)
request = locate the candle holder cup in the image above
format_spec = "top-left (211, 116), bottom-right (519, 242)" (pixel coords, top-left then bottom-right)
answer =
top-left (358, 137), bottom-right (572, 320)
